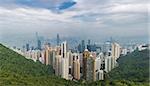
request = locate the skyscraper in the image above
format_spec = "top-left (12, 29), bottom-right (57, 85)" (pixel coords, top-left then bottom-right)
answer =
top-left (57, 34), bottom-right (60, 46)
top-left (86, 54), bottom-right (96, 81)
top-left (72, 53), bottom-right (80, 80)
top-left (95, 54), bottom-right (104, 80)
top-left (88, 39), bottom-right (91, 45)
top-left (83, 49), bottom-right (96, 81)
top-left (68, 51), bottom-right (73, 75)
top-left (61, 57), bottom-right (69, 79)
top-left (81, 40), bottom-right (85, 53)
top-left (50, 50), bottom-right (56, 68)
top-left (104, 56), bottom-right (112, 72)
top-left (44, 48), bottom-right (49, 65)
top-left (82, 49), bottom-right (90, 80)
top-left (55, 55), bottom-right (62, 76)
top-left (61, 41), bottom-right (68, 58)
top-left (36, 32), bottom-right (42, 50)
top-left (77, 44), bottom-right (82, 53)
top-left (43, 44), bottom-right (51, 65)
top-left (37, 40), bottom-right (42, 50)
top-left (111, 42), bottom-right (121, 60)
top-left (60, 41), bottom-right (69, 79)
top-left (26, 43), bottom-right (30, 51)
top-left (96, 70), bottom-right (104, 80)
top-left (111, 42), bottom-right (121, 68)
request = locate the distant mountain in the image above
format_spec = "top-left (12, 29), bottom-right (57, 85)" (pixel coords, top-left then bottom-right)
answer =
top-left (0, 43), bottom-right (149, 86)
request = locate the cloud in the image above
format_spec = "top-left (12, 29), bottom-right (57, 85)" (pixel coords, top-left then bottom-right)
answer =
top-left (0, 0), bottom-right (77, 10)
top-left (104, 3), bottom-right (148, 13)
top-left (0, 0), bottom-right (149, 47)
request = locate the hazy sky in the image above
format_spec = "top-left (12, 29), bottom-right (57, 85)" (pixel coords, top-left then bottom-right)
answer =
top-left (0, 0), bottom-right (149, 47)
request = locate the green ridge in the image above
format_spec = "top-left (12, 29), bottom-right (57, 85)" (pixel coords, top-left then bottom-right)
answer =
top-left (0, 44), bottom-right (79, 86)
top-left (108, 49), bottom-right (149, 86)
top-left (0, 44), bottom-right (149, 86)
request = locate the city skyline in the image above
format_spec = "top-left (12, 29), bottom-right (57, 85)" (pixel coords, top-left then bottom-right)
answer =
top-left (9, 38), bottom-right (149, 81)
top-left (0, 0), bottom-right (149, 85)
top-left (0, 0), bottom-right (149, 47)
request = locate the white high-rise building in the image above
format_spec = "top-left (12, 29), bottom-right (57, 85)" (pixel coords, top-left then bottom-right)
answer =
top-left (96, 70), bottom-right (104, 80)
top-left (111, 42), bottom-right (121, 60)
top-left (61, 57), bottom-right (69, 79)
top-left (104, 56), bottom-right (112, 72)
top-left (55, 55), bottom-right (62, 76)
top-left (111, 42), bottom-right (121, 68)
top-left (60, 41), bottom-right (69, 80)
top-left (61, 41), bottom-right (68, 58)
top-left (95, 53), bottom-right (104, 80)
top-left (121, 48), bottom-right (127, 56)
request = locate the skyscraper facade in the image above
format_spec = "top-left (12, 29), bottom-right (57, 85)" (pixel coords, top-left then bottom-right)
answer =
top-left (57, 34), bottom-right (60, 46)
top-left (26, 43), bottom-right (30, 51)
top-left (82, 49), bottom-right (96, 81)
top-left (111, 42), bottom-right (121, 60)
top-left (72, 53), bottom-right (80, 80)
top-left (82, 49), bottom-right (90, 80)
top-left (111, 42), bottom-right (121, 68)
top-left (61, 41), bottom-right (68, 58)
top-left (60, 41), bottom-right (69, 80)
top-left (55, 55), bottom-right (62, 76)
top-left (37, 39), bottom-right (42, 50)
top-left (104, 56), bottom-right (112, 72)
top-left (86, 54), bottom-right (96, 81)
top-left (61, 57), bottom-right (69, 79)
top-left (81, 40), bottom-right (85, 53)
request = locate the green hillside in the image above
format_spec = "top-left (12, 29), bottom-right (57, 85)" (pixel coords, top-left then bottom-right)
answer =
top-left (108, 49), bottom-right (149, 85)
top-left (0, 43), bottom-right (149, 86)
top-left (0, 44), bottom-right (79, 86)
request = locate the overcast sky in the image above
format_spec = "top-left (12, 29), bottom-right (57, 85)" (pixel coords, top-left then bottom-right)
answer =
top-left (0, 0), bottom-right (149, 47)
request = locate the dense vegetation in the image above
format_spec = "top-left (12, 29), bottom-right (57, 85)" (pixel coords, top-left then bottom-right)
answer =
top-left (0, 44), bottom-right (149, 86)
top-left (108, 49), bottom-right (149, 85)
top-left (0, 44), bottom-right (79, 86)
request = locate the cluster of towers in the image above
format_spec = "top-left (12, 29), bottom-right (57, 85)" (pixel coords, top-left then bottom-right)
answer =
top-left (10, 33), bottom-right (149, 82)
top-left (38, 40), bottom-right (121, 81)
top-left (20, 34), bottom-right (122, 81)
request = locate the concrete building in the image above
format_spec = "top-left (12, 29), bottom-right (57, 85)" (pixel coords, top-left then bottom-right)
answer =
top-left (61, 57), bottom-right (69, 79)
top-left (111, 42), bottom-right (121, 60)
top-left (82, 49), bottom-right (96, 81)
top-left (60, 41), bottom-right (69, 80)
top-left (95, 53), bottom-right (104, 80)
top-left (104, 56), bottom-right (113, 72)
top-left (86, 54), bottom-right (96, 81)
top-left (61, 41), bottom-right (68, 58)
top-left (111, 42), bottom-right (121, 68)
top-left (72, 53), bottom-right (80, 80)
top-left (96, 70), bottom-right (104, 80)
top-left (82, 49), bottom-right (90, 80)
top-left (55, 55), bottom-right (62, 76)
top-left (68, 51), bottom-right (73, 75)
top-left (121, 48), bottom-right (127, 56)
